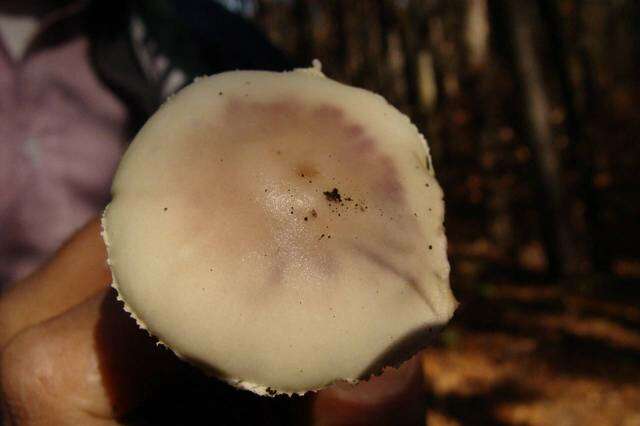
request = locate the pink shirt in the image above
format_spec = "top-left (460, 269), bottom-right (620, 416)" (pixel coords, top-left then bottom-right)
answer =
top-left (0, 5), bottom-right (127, 289)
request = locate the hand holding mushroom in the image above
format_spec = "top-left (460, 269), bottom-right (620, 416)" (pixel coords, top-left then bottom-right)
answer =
top-left (0, 66), bottom-right (455, 424)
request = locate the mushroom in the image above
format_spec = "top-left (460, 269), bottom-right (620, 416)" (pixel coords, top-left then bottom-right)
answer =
top-left (101, 62), bottom-right (456, 396)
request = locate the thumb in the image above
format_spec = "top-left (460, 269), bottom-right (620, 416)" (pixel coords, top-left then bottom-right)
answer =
top-left (0, 289), bottom-right (188, 425)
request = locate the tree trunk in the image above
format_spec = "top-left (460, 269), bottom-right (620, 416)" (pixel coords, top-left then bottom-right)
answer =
top-left (538, 0), bottom-right (604, 274)
top-left (492, 0), bottom-right (581, 278)
top-left (329, 0), bottom-right (348, 79)
top-left (293, 0), bottom-right (313, 65)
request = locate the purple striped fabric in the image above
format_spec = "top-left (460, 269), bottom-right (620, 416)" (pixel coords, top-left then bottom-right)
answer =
top-left (0, 5), bottom-right (127, 289)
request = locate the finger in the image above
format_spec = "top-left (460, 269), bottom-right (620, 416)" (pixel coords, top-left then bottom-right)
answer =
top-left (1, 289), bottom-right (186, 425)
top-left (306, 354), bottom-right (426, 426)
top-left (0, 218), bottom-right (111, 348)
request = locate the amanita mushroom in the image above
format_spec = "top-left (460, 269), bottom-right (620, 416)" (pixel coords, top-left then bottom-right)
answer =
top-left (101, 63), bottom-right (456, 396)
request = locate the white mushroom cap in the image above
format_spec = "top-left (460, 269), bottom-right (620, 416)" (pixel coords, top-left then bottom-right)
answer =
top-left (102, 65), bottom-right (456, 396)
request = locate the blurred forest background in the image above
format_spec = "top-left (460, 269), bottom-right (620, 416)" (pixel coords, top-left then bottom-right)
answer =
top-left (227, 0), bottom-right (639, 424)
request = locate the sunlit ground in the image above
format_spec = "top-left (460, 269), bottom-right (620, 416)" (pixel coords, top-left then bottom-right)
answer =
top-left (421, 276), bottom-right (640, 425)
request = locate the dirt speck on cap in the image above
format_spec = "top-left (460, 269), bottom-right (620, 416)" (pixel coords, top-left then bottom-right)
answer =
top-left (323, 188), bottom-right (342, 202)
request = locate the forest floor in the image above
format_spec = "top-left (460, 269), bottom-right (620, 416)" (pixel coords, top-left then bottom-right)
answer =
top-left (421, 275), bottom-right (640, 426)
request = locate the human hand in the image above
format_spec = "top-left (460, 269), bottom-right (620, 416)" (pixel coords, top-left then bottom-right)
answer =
top-left (0, 218), bottom-right (427, 425)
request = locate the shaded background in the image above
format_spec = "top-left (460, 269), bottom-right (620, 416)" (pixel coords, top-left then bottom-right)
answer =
top-left (2, 0), bottom-right (640, 424)
top-left (220, 1), bottom-right (640, 424)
